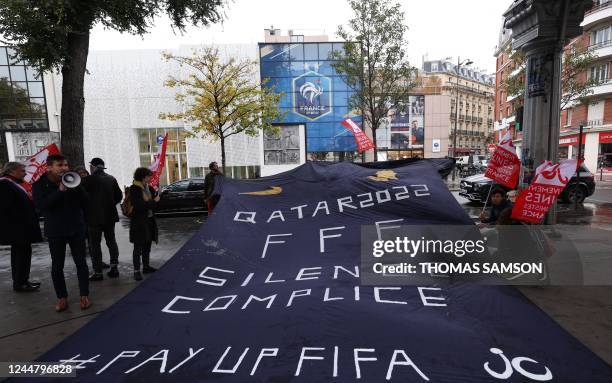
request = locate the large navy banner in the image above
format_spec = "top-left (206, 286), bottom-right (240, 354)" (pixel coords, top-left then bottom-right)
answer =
top-left (26, 160), bottom-right (612, 382)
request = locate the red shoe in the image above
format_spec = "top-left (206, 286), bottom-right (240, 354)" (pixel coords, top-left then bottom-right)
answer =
top-left (80, 296), bottom-right (91, 310)
top-left (55, 298), bottom-right (68, 312)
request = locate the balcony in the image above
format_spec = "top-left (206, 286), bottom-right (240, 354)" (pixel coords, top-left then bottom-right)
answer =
top-left (582, 1), bottom-right (612, 30)
top-left (588, 78), bottom-right (612, 96)
top-left (588, 39), bottom-right (612, 59)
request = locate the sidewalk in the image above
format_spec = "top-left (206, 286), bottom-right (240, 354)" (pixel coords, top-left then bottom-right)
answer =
top-left (0, 215), bottom-right (203, 362)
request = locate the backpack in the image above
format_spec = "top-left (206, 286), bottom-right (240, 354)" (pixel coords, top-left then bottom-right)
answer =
top-left (120, 186), bottom-right (134, 218)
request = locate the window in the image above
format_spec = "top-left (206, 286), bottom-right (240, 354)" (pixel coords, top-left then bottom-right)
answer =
top-left (166, 179), bottom-right (189, 192)
top-left (591, 26), bottom-right (612, 46)
top-left (566, 109), bottom-right (573, 127)
top-left (431, 63), bottom-right (439, 72)
top-left (290, 35), bottom-right (304, 43)
top-left (188, 179), bottom-right (205, 191)
top-left (590, 63), bottom-right (609, 82)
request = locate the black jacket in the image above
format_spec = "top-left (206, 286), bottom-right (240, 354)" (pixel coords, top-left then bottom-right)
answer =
top-left (128, 184), bottom-right (158, 244)
top-left (482, 200), bottom-right (511, 224)
top-left (32, 173), bottom-right (88, 238)
top-left (81, 169), bottom-right (122, 226)
top-left (0, 177), bottom-right (42, 245)
top-left (204, 171), bottom-right (223, 200)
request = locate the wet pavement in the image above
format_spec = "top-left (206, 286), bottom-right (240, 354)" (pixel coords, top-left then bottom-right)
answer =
top-left (0, 214), bottom-right (204, 362)
top-left (1, 187), bottom-right (611, 366)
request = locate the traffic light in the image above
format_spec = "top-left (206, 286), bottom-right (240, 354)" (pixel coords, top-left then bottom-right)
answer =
top-left (515, 106), bottom-right (524, 132)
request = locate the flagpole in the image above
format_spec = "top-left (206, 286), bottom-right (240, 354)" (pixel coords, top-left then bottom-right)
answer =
top-left (482, 182), bottom-right (495, 214)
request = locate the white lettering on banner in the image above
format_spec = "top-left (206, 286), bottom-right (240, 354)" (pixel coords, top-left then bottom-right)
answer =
top-left (417, 287), bottom-right (447, 307)
top-left (338, 196), bottom-right (358, 212)
top-left (204, 295), bottom-right (237, 311)
top-left (295, 347), bottom-right (325, 376)
top-left (261, 233), bottom-right (293, 259)
top-left (241, 294), bottom-right (277, 310)
top-left (484, 348), bottom-right (552, 381)
top-left (320, 226), bottom-right (346, 253)
top-left (234, 212), bottom-right (256, 224)
top-left (386, 350), bottom-right (430, 381)
top-left (267, 210), bottom-right (285, 223)
top-left (354, 348), bottom-right (377, 379)
top-left (375, 219), bottom-right (404, 241)
top-left (213, 347), bottom-right (250, 374)
top-left (287, 289), bottom-right (311, 307)
top-left (233, 185), bottom-right (432, 225)
top-left (374, 287), bottom-right (407, 305)
top-left (312, 201), bottom-right (330, 217)
top-left (168, 348), bottom-right (204, 374)
top-left (60, 347), bottom-right (433, 380)
top-left (162, 296), bottom-right (204, 314)
top-left (125, 349), bottom-right (169, 374)
top-left (197, 267), bottom-right (235, 286)
top-left (296, 267), bottom-right (323, 281)
top-left (290, 204), bottom-right (308, 219)
top-left (95, 351), bottom-right (138, 374)
top-left (250, 348), bottom-right (279, 376)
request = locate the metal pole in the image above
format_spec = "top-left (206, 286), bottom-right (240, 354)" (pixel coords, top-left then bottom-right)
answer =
top-left (452, 57), bottom-right (461, 182)
top-left (574, 123), bottom-right (583, 210)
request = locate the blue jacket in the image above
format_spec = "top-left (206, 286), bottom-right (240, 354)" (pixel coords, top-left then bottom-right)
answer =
top-left (32, 173), bottom-right (88, 238)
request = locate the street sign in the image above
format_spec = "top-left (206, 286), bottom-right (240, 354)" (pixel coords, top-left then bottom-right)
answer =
top-left (156, 134), bottom-right (165, 145)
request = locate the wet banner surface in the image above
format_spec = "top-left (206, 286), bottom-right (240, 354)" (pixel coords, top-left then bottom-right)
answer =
top-left (25, 160), bottom-right (612, 382)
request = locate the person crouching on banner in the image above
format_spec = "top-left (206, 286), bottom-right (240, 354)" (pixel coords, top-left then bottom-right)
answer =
top-left (129, 167), bottom-right (160, 281)
top-left (32, 155), bottom-right (91, 312)
top-left (204, 161), bottom-right (223, 214)
top-left (0, 162), bottom-right (43, 292)
top-left (479, 188), bottom-right (510, 225)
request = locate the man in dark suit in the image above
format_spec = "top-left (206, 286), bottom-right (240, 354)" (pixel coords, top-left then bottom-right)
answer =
top-left (33, 154), bottom-right (91, 312)
top-left (82, 157), bottom-right (123, 281)
top-left (204, 161), bottom-right (223, 214)
top-left (0, 162), bottom-right (42, 292)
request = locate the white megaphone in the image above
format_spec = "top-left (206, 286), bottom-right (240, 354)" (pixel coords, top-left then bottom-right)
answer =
top-left (61, 171), bottom-right (81, 188)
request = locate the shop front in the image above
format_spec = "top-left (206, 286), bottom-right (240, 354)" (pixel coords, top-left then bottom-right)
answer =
top-left (598, 131), bottom-right (612, 170)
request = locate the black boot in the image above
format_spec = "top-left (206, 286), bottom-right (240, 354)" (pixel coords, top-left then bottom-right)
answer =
top-left (107, 267), bottom-right (119, 278)
top-left (142, 265), bottom-right (157, 274)
top-left (134, 271), bottom-right (143, 281)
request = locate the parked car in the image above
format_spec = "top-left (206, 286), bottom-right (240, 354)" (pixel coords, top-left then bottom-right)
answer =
top-left (156, 178), bottom-right (207, 214)
top-left (459, 165), bottom-right (596, 204)
top-left (456, 155), bottom-right (487, 169)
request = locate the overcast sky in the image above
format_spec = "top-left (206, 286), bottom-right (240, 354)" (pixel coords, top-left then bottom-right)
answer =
top-left (89, 0), bottom-right (511, 74)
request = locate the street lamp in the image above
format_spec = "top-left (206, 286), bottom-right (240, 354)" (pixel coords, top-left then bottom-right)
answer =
top-left (452, 57), bottom-right (473, 182)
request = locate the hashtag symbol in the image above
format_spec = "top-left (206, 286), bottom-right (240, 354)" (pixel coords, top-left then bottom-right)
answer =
top-left (59, 354), bottom-right (101, 369)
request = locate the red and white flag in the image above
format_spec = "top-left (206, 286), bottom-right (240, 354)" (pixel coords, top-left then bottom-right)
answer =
top-left (148, 133), bottom-right (168, 190)
top-left (484, 131), bottom-right (520, 189)
top-left (511, 159), bottom-right (578, 223)
top-left (22, 143), bottom-right (61, 196)
top-left (341, 118), bottom-right (375, 153)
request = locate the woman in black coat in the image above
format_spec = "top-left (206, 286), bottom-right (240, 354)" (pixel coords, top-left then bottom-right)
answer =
top-left (128, 167), bottom-right (159, 281)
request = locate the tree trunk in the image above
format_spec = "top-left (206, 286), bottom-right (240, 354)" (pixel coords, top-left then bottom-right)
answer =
top-left (220, 135), bottom-right (227, 174)
top-left (60, 30), bottom-right (90, 168)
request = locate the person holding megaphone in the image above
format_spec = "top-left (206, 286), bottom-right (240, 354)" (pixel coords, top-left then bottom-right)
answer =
top-left (32, 154), bottom-right (91, 312)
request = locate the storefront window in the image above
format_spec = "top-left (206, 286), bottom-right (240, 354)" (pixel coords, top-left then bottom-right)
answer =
top-left (136, 127), bottom-right (187, 185)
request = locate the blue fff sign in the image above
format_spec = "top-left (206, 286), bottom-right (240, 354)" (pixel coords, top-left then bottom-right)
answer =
top-left (293, 70), bottom-right (332, 120)
top-left (156, 135), bottom-right (165, 145)
top-left (22, 159), bottom-right (612, 382)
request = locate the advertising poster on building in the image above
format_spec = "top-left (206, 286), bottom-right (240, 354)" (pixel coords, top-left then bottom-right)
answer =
top-left (388, 96), bottom-right (425, 150)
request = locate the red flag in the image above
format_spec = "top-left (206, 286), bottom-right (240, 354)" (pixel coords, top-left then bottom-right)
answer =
top-left (148, 133), bottom-right (168, 190)
top-left (22, 143), bottom-right (61, 196)
top-left (511, 159), bottom-right (577, 223)
top-left (484, 131), bottom-right (520, 189)
top-left (341, 118), bottom-right (374, 153)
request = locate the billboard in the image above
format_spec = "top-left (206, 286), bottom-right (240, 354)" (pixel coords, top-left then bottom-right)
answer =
top-left (388, 96), bottom-right (425, 149)
top-left (259, 43), bottom-right (361, 153)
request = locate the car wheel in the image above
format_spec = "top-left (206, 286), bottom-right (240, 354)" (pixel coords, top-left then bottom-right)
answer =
top-left (566, 185), bottom-right (587, 204)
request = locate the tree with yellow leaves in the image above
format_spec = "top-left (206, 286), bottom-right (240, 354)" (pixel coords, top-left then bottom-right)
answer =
top-left (160, 47), bottom-right (282, 171)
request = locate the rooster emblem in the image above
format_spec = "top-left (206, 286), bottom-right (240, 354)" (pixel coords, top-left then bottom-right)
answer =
top-left (300, 81), bottom-right (323, 103)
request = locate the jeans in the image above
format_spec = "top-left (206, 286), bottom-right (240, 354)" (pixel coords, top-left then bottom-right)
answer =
top-left (48, 236), bottom-right (89, 299)
top-left (11, 243), bottom-right (32, 288)
top-left (132, 242), bottom-right (152, 270)
top-left (89, 223), bottom-right (119, 273)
